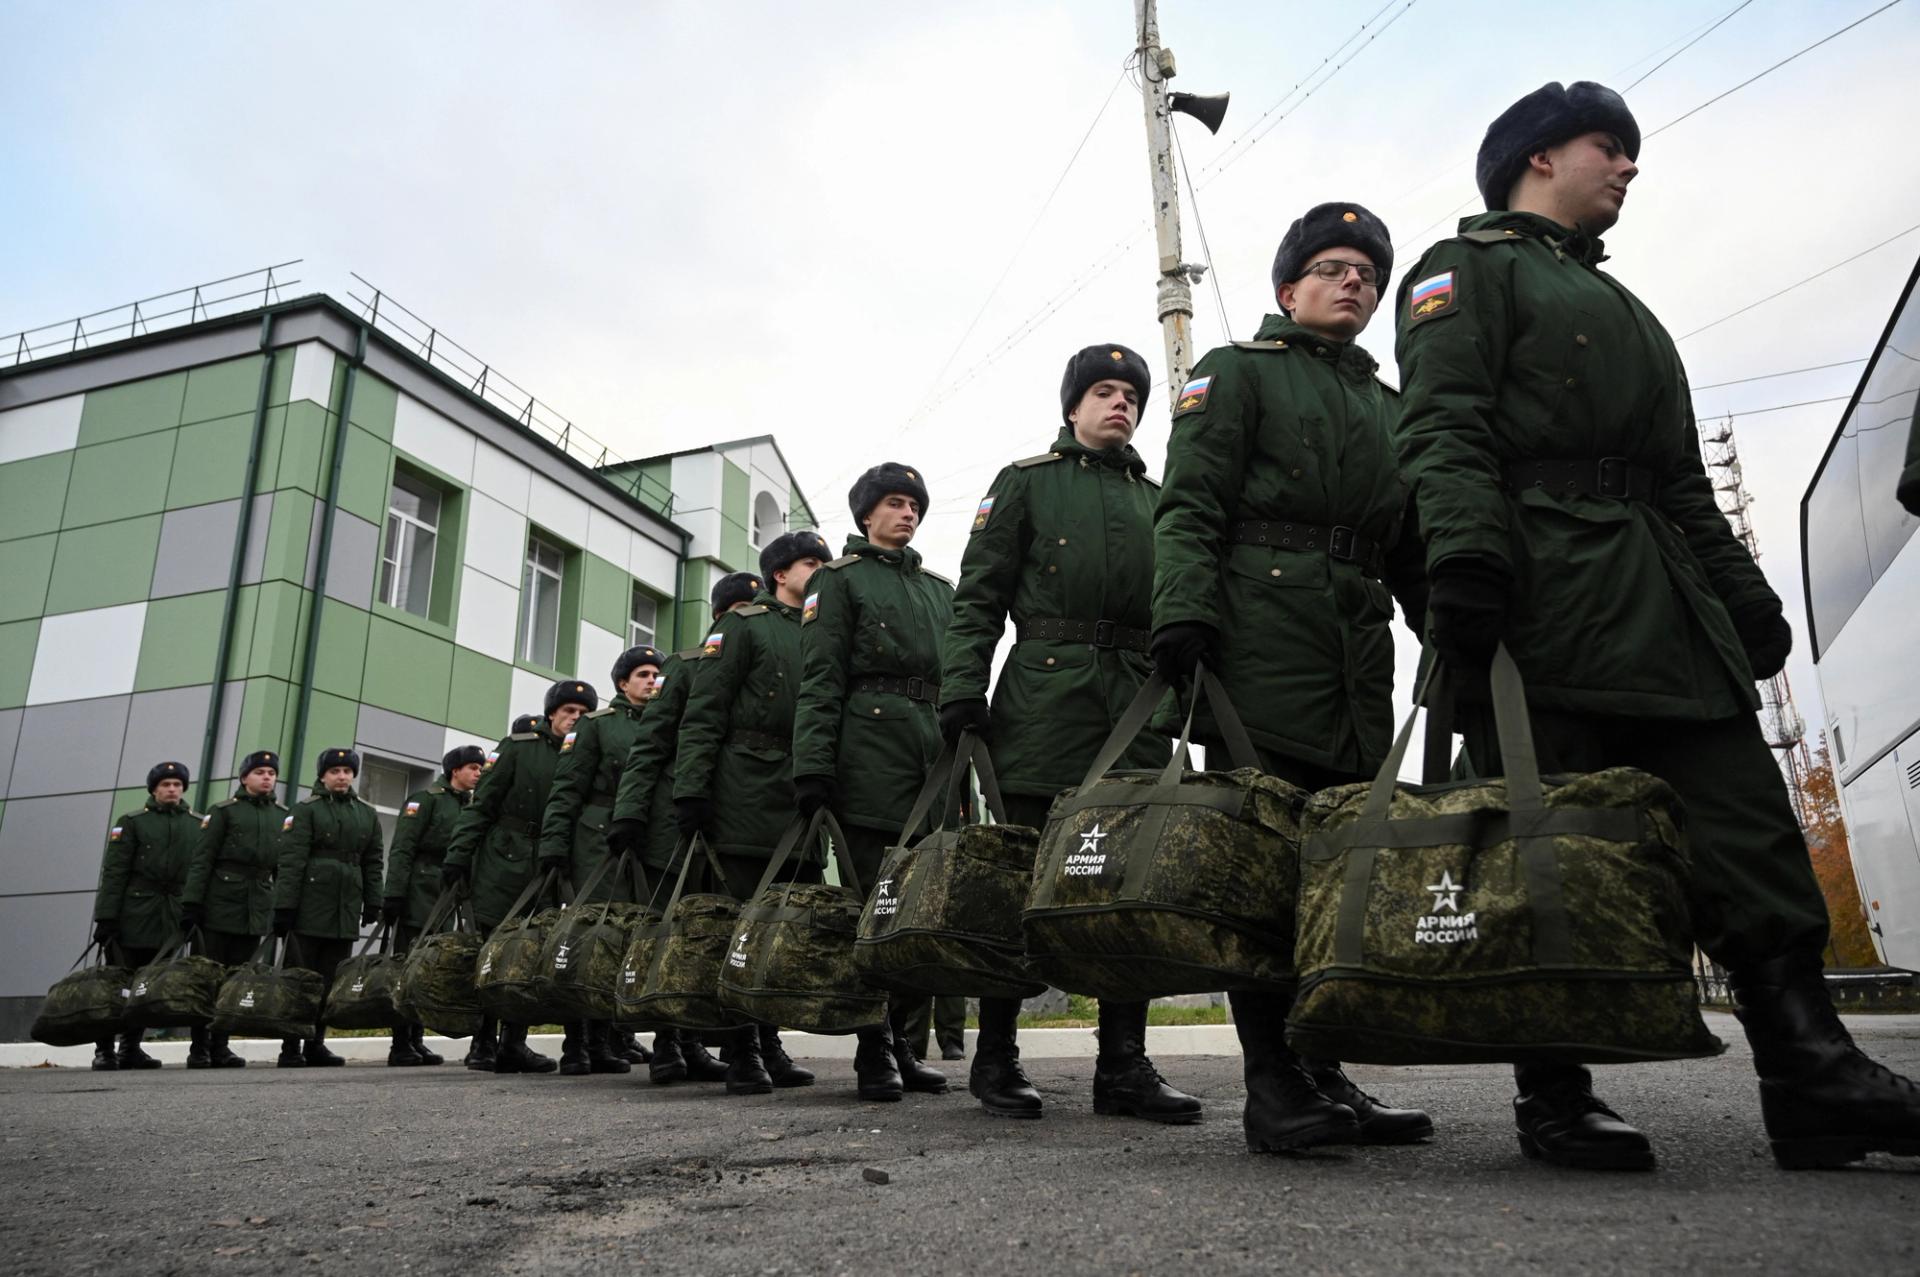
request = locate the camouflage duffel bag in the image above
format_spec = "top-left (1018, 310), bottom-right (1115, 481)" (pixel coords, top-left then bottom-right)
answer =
top-left (323, 923), bottom-right (407, 1031)
top-left (475, 869), bottom-right (568, 1023)
top-left (393, 889), bottom-right (483, 1039)
top-left (31, 940), bottom-right (131, 1047)
top-left (541, 853), bottom-right (660, 1022)
top-left (618, 835), bottom-right (749, 1032)
top-left (1023, 667), bottom-right (1304, 1001)
top-left (855, 734), bottom-right (1046, 1000)
top-left (212, 937), bottom-right (325, 1040)
top-left (124, 928), bottom-right (228, 1029)
top-left (1288, 648), bottom-right (1724, 1066)
top-left (720, 809), bottom-right (887, 1034)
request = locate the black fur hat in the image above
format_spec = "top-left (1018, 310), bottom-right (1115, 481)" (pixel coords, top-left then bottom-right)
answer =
top-left (511, 714), bottom-right (539, 735)
top-left (146, 760), bottom-right (190, 792)
top-left (612, 645), bottom-right (666, 687)
top-left (848, 463), bottom-right (929, 531)
top-left (315, 748), bottom-right (360, 779)
top-left (1059, 344), bottom-right (1152, 426)
top-left (544, 679), bottom-right (598, 717)
top-left (238, 750), bottom-right (279, 777)
top-left (1270, 203), bottom-right (1394, 303)
top-left (1477, 81), bottom-right (1639, 211)
top-left (710, 571), bottom-right (764, 617)
top-left (760, 529), bottom-right (833, 582)
top-left (442, 744), bottom-right (487, 776)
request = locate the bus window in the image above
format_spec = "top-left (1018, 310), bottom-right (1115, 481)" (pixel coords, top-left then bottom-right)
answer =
top-left (1805, 428), bottom-right (1872, 659)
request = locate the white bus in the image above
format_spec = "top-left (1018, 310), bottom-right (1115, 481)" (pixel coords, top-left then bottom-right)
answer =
top-left (1801, 252), bottom-right (1920, 969)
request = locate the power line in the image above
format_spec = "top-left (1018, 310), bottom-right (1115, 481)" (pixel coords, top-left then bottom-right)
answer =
top-left (1172, 122), bottom-right (1231, 339)
top-left (1677, 221), bottom-right (1920, 341)
top-left (1690, 358), bottom-right (1868, 392)
top-left (1624, 0), bottom-right (1755, 91)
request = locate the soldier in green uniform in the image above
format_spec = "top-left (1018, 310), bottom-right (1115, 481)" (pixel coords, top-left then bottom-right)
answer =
top-left (272, 748), bottom-right (383, 1067)
top-left (1395, 80), bottom-right (1920, 1171)
top-left (179, 750), bottom-right (285, 1068)
top-left (443, 679), bottom-right (596, 1075)
top-left (539, 646), bottom-right (666, 1074)
top-left (1151, 205), bottom-right (1433, 1153)
top-left (940, 343), bottom-right (1202, 1124)
top-left (675, 531), bottom-right (835, 1094)
top-left (606, 575), bottom-right (757, 1086)
top-left (793, 463), bottom-right (953, 1102)
top-left (90, 760), bottom-right (199, 1070)
top-left (380, 744), bottom-right (486, 1066)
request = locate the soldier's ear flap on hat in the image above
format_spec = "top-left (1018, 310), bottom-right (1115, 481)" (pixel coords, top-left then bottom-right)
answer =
top-left (1060, 344), bottom-right (1152, 426)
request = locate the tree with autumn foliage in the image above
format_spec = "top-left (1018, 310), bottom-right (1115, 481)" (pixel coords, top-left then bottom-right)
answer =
top-left (1801, 735), bottom-right (1879, 968)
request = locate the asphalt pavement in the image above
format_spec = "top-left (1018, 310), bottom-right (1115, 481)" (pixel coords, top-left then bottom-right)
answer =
top-left (5, 1010), bottom-right (1919, 1275)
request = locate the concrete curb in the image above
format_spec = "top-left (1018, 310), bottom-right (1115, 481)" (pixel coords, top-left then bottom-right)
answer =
top-left (1, 1024), bottom-right (1243, 1068)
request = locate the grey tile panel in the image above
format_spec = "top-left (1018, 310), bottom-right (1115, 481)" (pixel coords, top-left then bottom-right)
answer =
top-left (0, 890), bottom-right (98, 999)
top-left (6, 697), bottom-right (131, 799)
top-left (239, 493), bottom-right (273, 585)
top-left (322, 511), bottom-right (378, 610)
top-left (0, 709), bottom-right (21, 798)
top-left (0, 793), bottom-right (115, 896)
top-left (355, 704), bottom-right (445, 768)
top-left (151, 500), bottom-right (241, 598)
top-left (116, 685), bottom-right (214, 790)
top-left (210, 679), bottom-right (247, 781)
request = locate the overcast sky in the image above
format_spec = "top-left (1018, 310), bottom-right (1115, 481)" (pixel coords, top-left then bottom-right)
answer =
top-left (6, 0), bottom-right (1919, 751)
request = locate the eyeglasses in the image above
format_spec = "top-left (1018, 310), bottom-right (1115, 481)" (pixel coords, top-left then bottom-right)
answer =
top-left (1301, 260), bottom-right (1381, 287)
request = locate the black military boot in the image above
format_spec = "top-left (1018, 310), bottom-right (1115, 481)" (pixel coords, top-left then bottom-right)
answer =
top-left (410, 1024), bottom-right (443, 1066)
top-left (1228, 993), bottom-right (1353, 1150)
top-left (760, 1024), bottom-right (815, 1088)
top-left (118, 1029), bottom-right (163, 1070)
top-left (92, 1037), bottom-right (119, 1071)
top-left (888, 1011), bottom-right (949, 1094)
top-left (496, 1023), bottom-right (556, 1074)
top-left (1092, 1000), bottom-right (1200, 1124)
top-left (560, 1022), bottom-right (591, 1076)
top-left (388, 1026), bottom-right (425, 1066)
top-left (682, 1033), bottom-right (731, 1083)
top-left (1306, 1058), bottom-right (1434, 1144)
top-left (277, 1036), bottom-right (307, 1068)
top-left (615, 1030), bottom-right (650, 1065)
top-left (465, 1018), bottom-right (498, 1071)
top-left (648, 1028), bottom-right (688, 1084)
top-left (855, 1025), bottom-right (904, 1102)
top-left (726, 1024), bottom-right (773, 1095)
top-left (208, 1032), bottom-right (246, 1068)
top-left (186, 1026), bottom-right (212, 1070)
top-left (970, 997), bottom-right (1041, 1119)
top-left (1732, 950), bottom-right (1920, 1169)
top-left (1513, 1062), bottom-right (1654, 1171)
top-left (304, 1036), bottom-right (345, 1067)
top-left (589, 1022), bottom-right (632, 1075)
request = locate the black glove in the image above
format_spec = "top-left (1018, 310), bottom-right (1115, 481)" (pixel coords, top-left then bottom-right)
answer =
top-left (92, 920), bottom-right (117, 947)
top-left (1150, 622), bottom-right (1217, 685)
top-left (537, 851), bottom-right (570, 875)
top-left (1731, 601), bottom-right (1793, 681)
top-left (938, 698), bottom-right (992, 745)
top-left (440, 862), bottom-right (470, 894)
top-left (178, 902), bottom-right (206, 932)
top-left (361, 906), bottom-right (381, 927)
top-left (272, 908), bottom-right (297, 937)
top-left (794, 776), bottom-right (834, 818)
top-left (675, 797), bottom-right (714, 840)
top-left (1427, 558), bottom-right (1511, 672)
top-left (607, 819), bottom-right (644, 856)
top-left (381, 899), bottom-right (404, 927)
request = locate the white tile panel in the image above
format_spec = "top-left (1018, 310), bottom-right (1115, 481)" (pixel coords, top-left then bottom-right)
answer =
top-left (586, 507), bottom-right (629, 566)
top-left (509, 666), bottom-right (551, 722)
top-left (630, 532), bottom-right (679, 596)
top-left (527, 472), bottom-right (590, 548)
top-left (27, 602), bottom-right (147, 705)
top-left (454, 567), bottom-right (519, 665)
top-left (288, 342), bottom-right (337, 408)
top-left (443, 724), bottom-right (489, 758)
top-left (462, 491), bottom-right (527, 587)
top-left (675, 505), bottom-right (723, 561)
top-left (576, 622), bottom-right (624, 693)
top-left (0, 393), bottom-right (83, 464)
top-left (472, 441), bottom-right (532, 510)
top-left (670, 451), bottom-right (722, 511)
top-left (392, 395), bottom-right (474, 484)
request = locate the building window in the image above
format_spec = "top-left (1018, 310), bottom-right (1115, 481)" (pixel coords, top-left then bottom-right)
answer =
top-left (753, 491), bottom-right (784, 549)
top-left (629, 585), bottom-right (658, 649)
top-left (378, 471), bottom-right (441, 617)
top-left (520, 533), bottom-right (566, 668)
top-left (359, 755), bottom-right (433, 847)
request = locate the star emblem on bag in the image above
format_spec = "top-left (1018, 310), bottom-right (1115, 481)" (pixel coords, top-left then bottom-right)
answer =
top-left (1427, 870), bottom-right (1462, 914)
top-left (1078, 824), bottom-right (1108, 854)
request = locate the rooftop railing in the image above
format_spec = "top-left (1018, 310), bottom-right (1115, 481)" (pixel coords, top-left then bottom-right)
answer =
top-left (1, 262), bottom-right (302, 369)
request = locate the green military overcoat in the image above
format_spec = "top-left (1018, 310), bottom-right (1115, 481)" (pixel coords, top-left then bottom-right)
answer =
top-left (539, 694), bottom-right (647, 903)
top-left (273, 788), bottom-right (384, 940)
top-left (942, 431), bottom-right (1167, 796)
top-left (182, 790), bottom-right (286, 937)
top-left (611, 649), bottom-right (711, 873)
top-left (446, 722), bottom-right (563, 926)
top-left (1153, 315), bottom-right (1425, 775)
top-left (794, 536), bottom-right (953, 833)
top-left (94, 798), bottom-right (202, 950)
top-left (385, 783), bottom-right (470, 929)
top-left (1393, 212), bottom-right (1771, 720)
top-left (675, 590), bottom-right (816, 862)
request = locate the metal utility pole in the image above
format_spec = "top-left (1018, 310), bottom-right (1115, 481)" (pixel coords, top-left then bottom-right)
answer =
top-left (1135, 0), bottom-right (1205, 396)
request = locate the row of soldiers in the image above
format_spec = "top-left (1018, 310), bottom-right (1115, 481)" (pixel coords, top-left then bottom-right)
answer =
top-left (88, 79), bottom-right (1920, 1173)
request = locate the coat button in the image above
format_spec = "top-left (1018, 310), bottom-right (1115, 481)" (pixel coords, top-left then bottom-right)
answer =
top-left (1575, 334), bottom-right (1589, 346)
top-left (872, 707), bottom-right (882, 716)
top-left (1290, 468), bottom-right (1303, 478)
top-left (1269, 568), bottom-right (1282, 578)
top-left (1057, 538), bottom-right (1067, 546)
top-left (1047, 565), bottom-right (1057, 574)
top-left (1045, 657), bottom-right (1056, 666)
top-left (879, 621), bottom-right (887, 628)
top-left (1565, 377), bottom-right (1577, 388)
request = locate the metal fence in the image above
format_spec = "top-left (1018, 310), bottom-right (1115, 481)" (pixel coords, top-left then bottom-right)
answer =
top-left (2, 262), bottom-right (302, 370)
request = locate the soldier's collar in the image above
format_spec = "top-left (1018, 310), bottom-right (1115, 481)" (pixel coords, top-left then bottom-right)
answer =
top-left (1253, 316), bottom-right (1378, 375)
top-left (843, 535), bottom-right (921, 570)
top-left (1050, 429), bottom-right (1147, 475)
top-left (1460, 210), bottom-right (1608, 263)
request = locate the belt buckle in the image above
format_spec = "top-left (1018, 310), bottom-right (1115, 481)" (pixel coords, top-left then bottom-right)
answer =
top-left (1328, 525), bottom-right (1357, 562)
top-left (1596, 456), bottom-right (1631, 498)
top-left (905, 676), bottom-right (925, 701)
top-left (1092, 619), bottom-right (1116, 648)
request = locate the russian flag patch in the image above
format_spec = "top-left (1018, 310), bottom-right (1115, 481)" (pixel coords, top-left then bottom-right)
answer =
top-left (1410, 270), bottom-right (1455, 321)
top-left (1173, 375), bottom-right (1213, 416)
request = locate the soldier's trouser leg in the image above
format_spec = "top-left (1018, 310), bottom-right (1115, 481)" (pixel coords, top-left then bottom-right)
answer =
top-left (113, 947), bottom-right (161, 1068)
top-left (838, 821), bottom-right (946, 1092)
top-left (195, 931), bottom-right (258, 1067)
top-left (970, 997), bottom-right (1040, 1117)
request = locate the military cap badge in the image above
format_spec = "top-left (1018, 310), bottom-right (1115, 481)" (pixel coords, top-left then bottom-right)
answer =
top-left (1343, 210), bottom-right (1359, 222)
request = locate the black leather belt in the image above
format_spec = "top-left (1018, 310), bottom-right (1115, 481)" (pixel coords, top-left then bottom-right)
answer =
top-left (1019, 617), bottom-right (1150, 652)
top-left (498, 815), bottom-right (538, 836)
top-left (1506, 457), bottom-right (1654, 501)
top-left (851, 674), bottom-right (941, 704)
top-left (1231, 519), bottom-right (1383, 574)
top-left (306, 846), bottom-right (360, 862)
top-left (729, 728), bottom-right (790, 753)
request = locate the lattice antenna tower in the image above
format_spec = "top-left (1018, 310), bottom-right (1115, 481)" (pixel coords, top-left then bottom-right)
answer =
top-left (1700, 414), bottom-right (1815, 823)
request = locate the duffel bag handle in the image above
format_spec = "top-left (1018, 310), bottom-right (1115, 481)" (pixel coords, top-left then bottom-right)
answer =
top-left (353, 920), bottom-right (393, 959)
top-left (1077, 661), bottom-right (1259, 789)
top-left (752, 807), bottom-right (864, 900)
top-left (957, 732), bottom-right (1009, 826)
top-left (895, 733), bottom-right (1005, 841)
top-left (1363, 644), bottom-right (1543, 820)
top-left (564, 853), bottom-right (618, 909)
top-left (418, 885), bottom-right (467, 937)
top-left (492, 867), bottom-right (561, 935)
